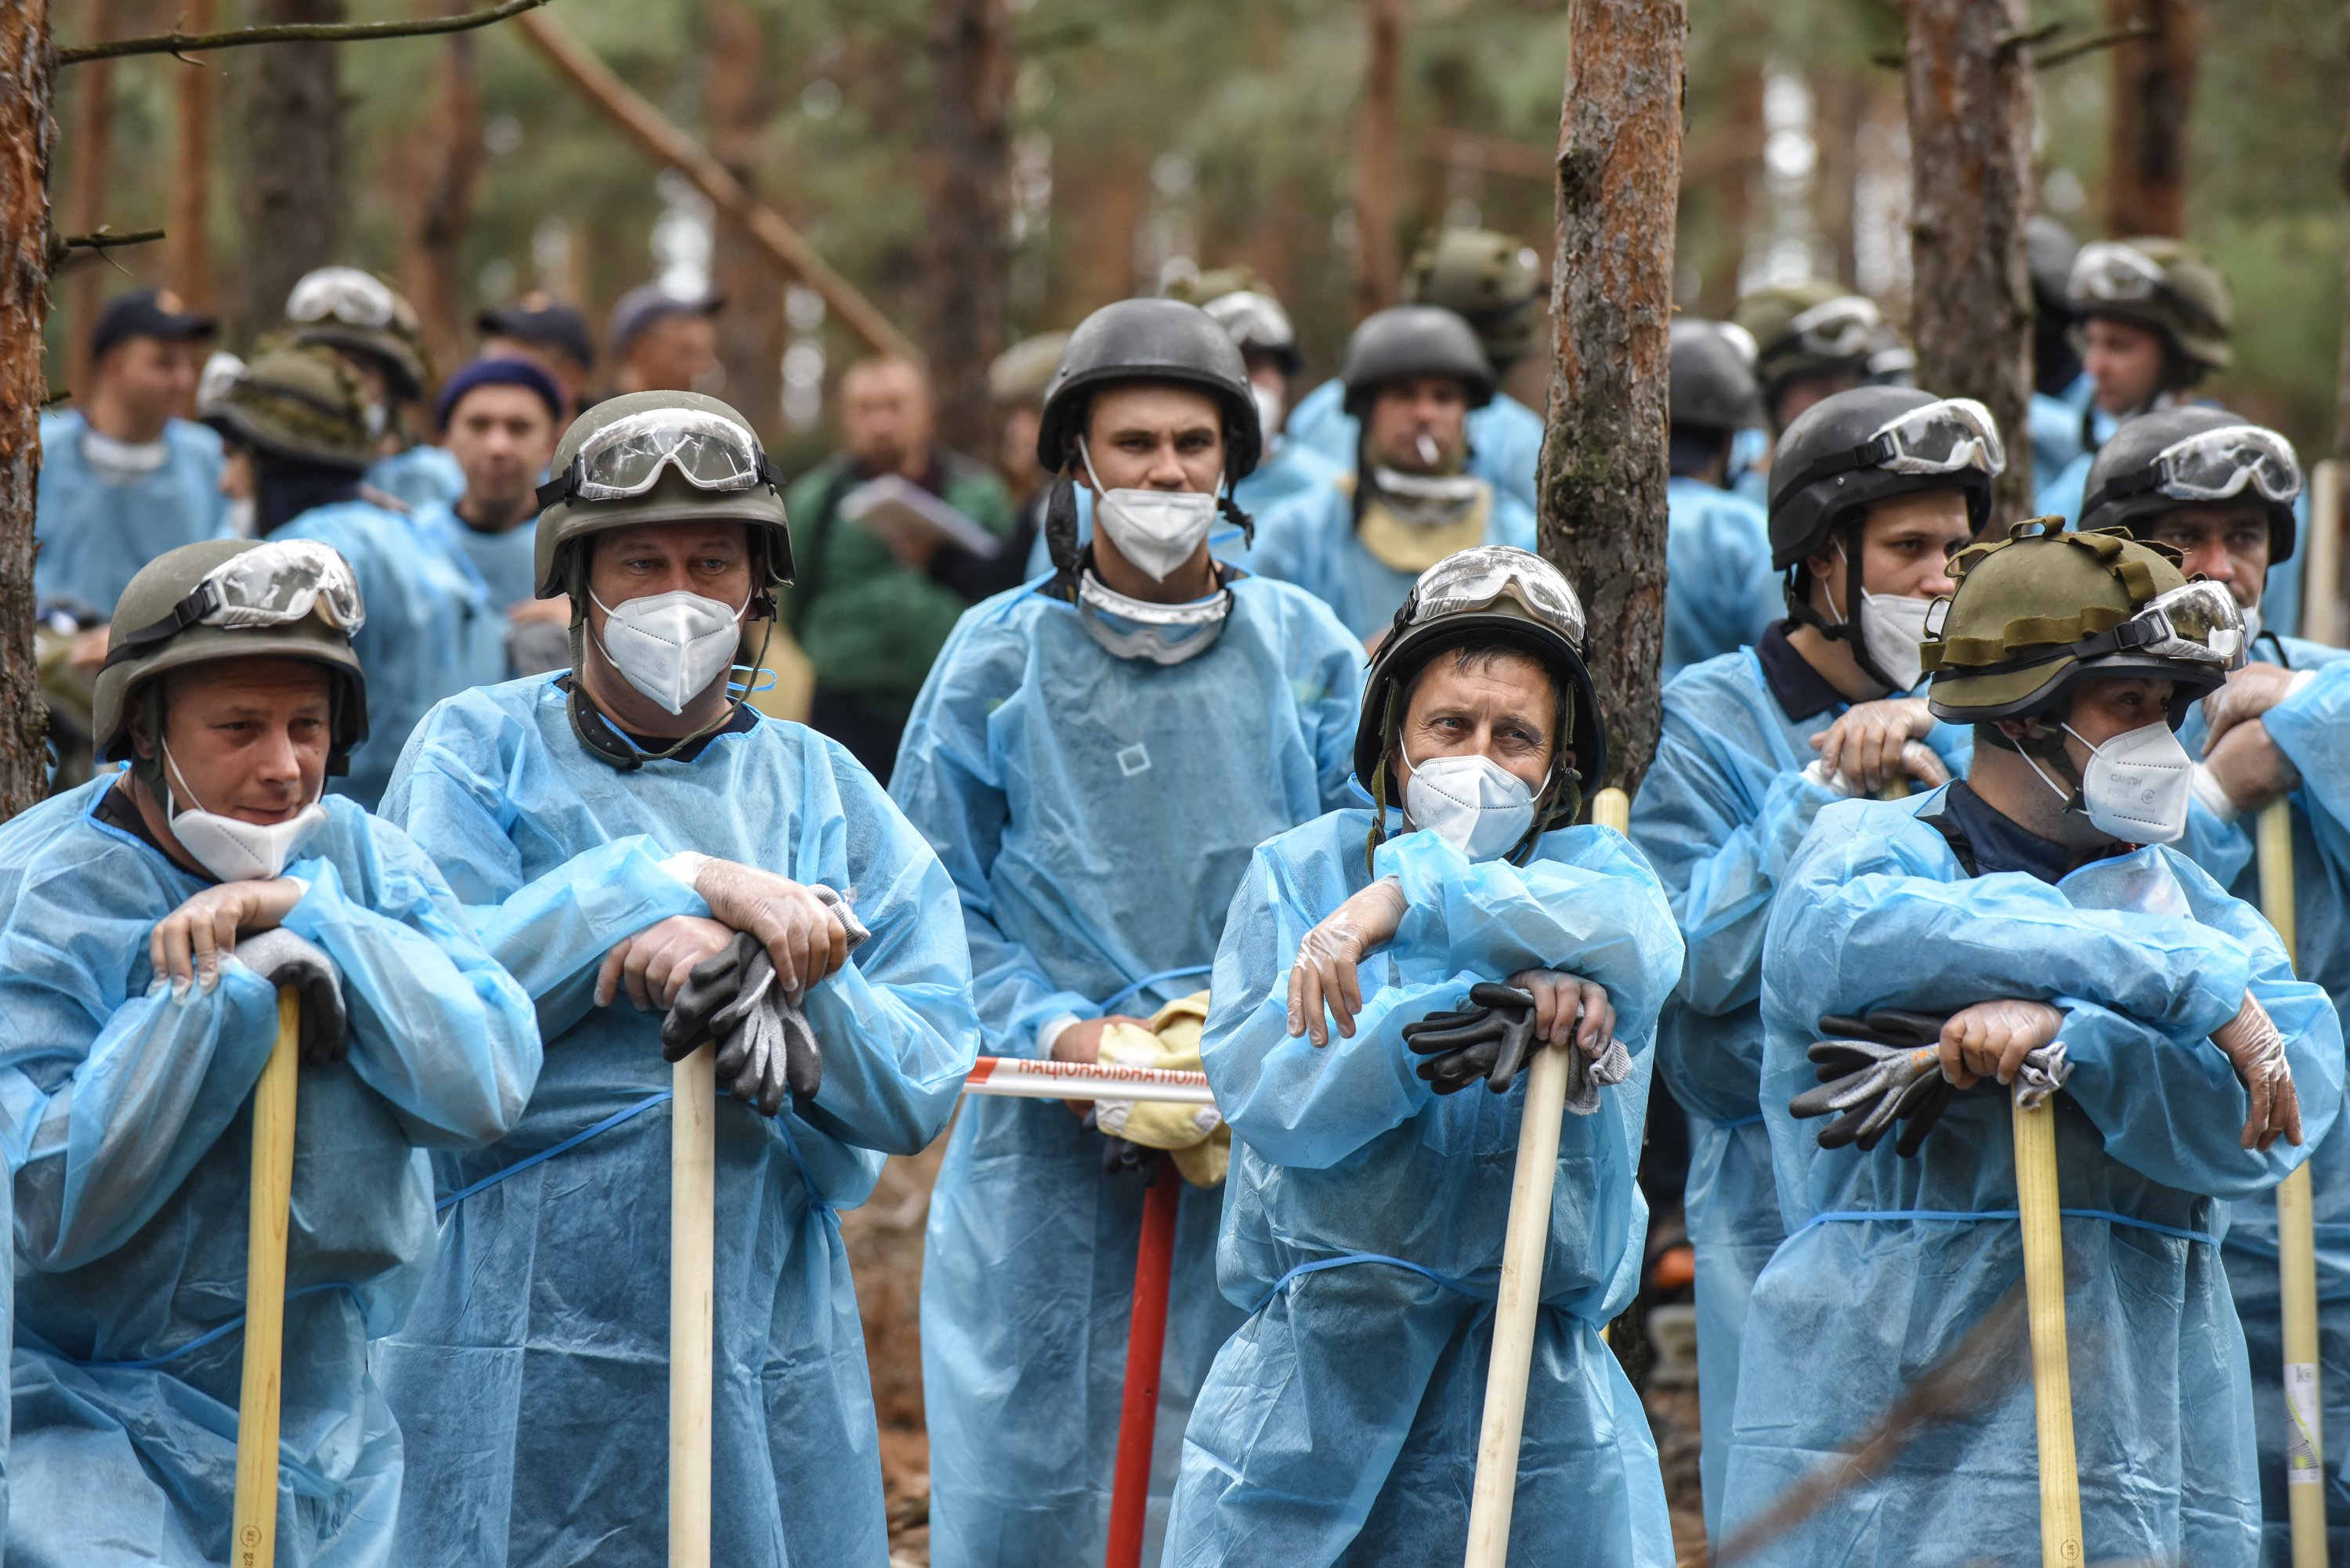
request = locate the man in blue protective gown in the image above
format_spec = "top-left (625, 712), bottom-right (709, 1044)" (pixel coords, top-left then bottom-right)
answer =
top-left (893, 298), bottom-right (1364, 1566)
top-left (1287, 227), bottom-right (1546, 511)
top-left (2, 537), bottom-right (540, 1568)
top-left (1722, 526), bottom-right (2342, 1566)
top-left (408, 356), bottom-right (571, 678)
top-left (1630, 383), bottom-right (1995, 1538)
top-left (35, 287), bottom-right (226, 620)
top-left (1250, 305), bottom-right (1536, 645)
top-left (1661, 320), bottom-right (1779, 681)
top-left (206, 345), bottom-right (504, 810)
top-left (376, 388), bottom-right (980, 1567)
top-left (2075, 408), bottom-right (2350, 1561)
top-left (284, 266), bottom-right (467, 513)
top-left (1164, 545), bottom-right (1681, 1564)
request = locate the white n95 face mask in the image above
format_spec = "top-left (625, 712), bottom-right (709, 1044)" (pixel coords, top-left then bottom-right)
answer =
top-left (1080, 438), bottom-right (1220, 583)
top-left (1250, 382), bottom-right (1286, 441)
top-left (1858, 588), bottom-right (1934, 692)
top-left (1404, 749), bottom-right (1538, 861)
top-left (2066, 719), bottom-right (2193, 844)
top-left (163, 742), bottom-right (326, 883)
top-left (590, 587), bottom-right (747, 714)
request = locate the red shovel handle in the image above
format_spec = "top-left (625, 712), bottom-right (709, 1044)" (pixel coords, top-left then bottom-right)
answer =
top-left (1105, 1158), bottom-right (1183, 1568)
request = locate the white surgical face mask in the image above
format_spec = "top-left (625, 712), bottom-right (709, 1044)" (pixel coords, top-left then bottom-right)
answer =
top-left (220, 496), bottom-right (258, 540)
top-left (2065, 719), bottom-right (2193, 844)
top-left (1250, 382), bottom-right (1285, 441)
top-left (1403, 747), bottom-right (1538, 861)
top-left (162, 742), bottom-right (326, 882)
top-left (1079, 437), bottom-right (1220, 583)
top-left (2240, 598), bottom-right (2263, 646)
top-left (589, 587), bottom-right (747, 714)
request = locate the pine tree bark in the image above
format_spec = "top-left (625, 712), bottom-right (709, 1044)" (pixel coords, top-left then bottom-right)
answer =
top-left (230, 0), bottom-right (345, 346)
top-left (707, 0), bottom-right (783, 440)
top-left (398, 12), bottom-right (484, 385)
top-left (61, 0), bottom-right (113, 403)
top-left (2103, 0), bottom-right (2198, 239)
top-left (1903, 0), bottom-right (2037, 521)
top-left (1542, 0), bottom-right (1683, 797)
top-left (1351, 0), bottom-right (1404, 318)
top-left (920, 0), bottom-right (1011, 457)
top-left (169, 0), bottom-right (220, 312)
top-left (0, 2), bottom-right (56, 821)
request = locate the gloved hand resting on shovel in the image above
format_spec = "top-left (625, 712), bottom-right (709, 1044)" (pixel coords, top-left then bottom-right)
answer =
top-left (661, 885), bottom-right (869, 1115)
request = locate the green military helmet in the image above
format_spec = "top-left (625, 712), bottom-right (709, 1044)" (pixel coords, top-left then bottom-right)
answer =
top-left (532, 390), bottom-right (795, 603)
top-left (1922, 526), bottom-right (2236, 728)
top-left (202, 344), bottom-right (375, 472)
top-left (989, 331), bottom-right (1072, 406)
top-left (92, 537), bottom-right (370, 775)
top-left (1165, 265), bottom-right (1274, 309)
top-left (1402, 228), bottom-right (1542, 372)
top-left (285, 266), bottom-right (432, 400)
top-left (1169, 266), bottom-right (1303, 375)
top-left (1732, 281), bottom-right (1907, 422)
top-left (2065, 237), bottom-right (2232, 378)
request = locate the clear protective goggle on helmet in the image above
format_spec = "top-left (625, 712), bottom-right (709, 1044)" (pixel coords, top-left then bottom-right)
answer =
top-left (103, 540), bottom-right (366, 670)
top-left (1399, 544), bottom-right (1588, 649)
top-left (285, 266), bottom-right (400, 330)
top-left (2066, 240), bottom-right (2167, 305)
top-left (536, 407), bottom-right (779, 509)
top-left (1858, 396), bottom-right (2006, 479)
top-left (2117, 424), bottom-right (2303, 508)
top-left (1202, 291), bottom-right (1298, 356)
top-left (1777, 295), bottom-right (1884, 360)
top-left (1922, 576), bottom-right (2247, 674)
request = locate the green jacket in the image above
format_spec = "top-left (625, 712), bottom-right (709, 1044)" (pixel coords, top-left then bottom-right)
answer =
top-left (783, 450), bottom-right (1017, 717)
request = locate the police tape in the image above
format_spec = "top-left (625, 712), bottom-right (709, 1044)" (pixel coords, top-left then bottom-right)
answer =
top-left (963, 1055), bottom-right (1218, 1107)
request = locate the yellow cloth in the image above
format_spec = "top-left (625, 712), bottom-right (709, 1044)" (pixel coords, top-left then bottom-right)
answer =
top-left (1354, 483), bottom-right (1491, 574)
top-left (1093, 991), bottom-right (1229, 1187)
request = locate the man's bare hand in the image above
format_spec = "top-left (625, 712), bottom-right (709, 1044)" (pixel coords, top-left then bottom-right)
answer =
top-left (598, 915), bottom-right (736, 1012)
top-left (151, 878), bottom-right (306, 992)
top-left (1938, 999), bottom-right (2063, 1091)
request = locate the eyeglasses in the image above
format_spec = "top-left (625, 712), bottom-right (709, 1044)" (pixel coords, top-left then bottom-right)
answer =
top-left (1401, 544), bottom-right (1588, 649)
top-left (286, 267), bottom-right (401, 330)
top-left (105, 540), bottom-right (366, 669)
top-left (2114, 424), bottom-right (2302, 508)
top-left (537, 407), bottom-right (779, 509)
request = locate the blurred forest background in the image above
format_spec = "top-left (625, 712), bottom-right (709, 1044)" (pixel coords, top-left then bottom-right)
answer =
top-left (44, 0), bottom-right (2350, 469)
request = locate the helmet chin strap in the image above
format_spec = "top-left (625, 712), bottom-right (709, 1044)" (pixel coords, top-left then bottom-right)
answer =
top-left (1788, 530), bottom-right (1904, 692)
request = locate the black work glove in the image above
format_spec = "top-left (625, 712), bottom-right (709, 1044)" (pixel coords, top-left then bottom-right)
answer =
top-left (1083, 1107), bottom-right (1154, 1176)
top-left (662, 931), bottom-right (822, 1115)
top-left (1790, 1010), bottom-right (1957, 1157)
top-left (233, 927), bottom-right (349, 1065)
top-left (1403, 982), bottom-right (1542, 1096)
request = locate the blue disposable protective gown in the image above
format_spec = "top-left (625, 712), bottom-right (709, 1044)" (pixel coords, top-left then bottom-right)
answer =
top-left (364, 445), bottom-right (466, 514)
top-left (1723, 786), bottom-right (2345, 1566)
top-left (1247, 476), bottom-right (1538, 642)
top-left (1162, 811), bottom-right (1683, 1565)
top-left (1662, 476), bottom-right (1781, 682)
top-left (376, 674), bottom-right (979, 1567)
top-left (34, 411), bottom-right (227, 617)
top-left (1284, 378), bottom-right (1546, 512)
top-left (413, 500), bottom-right (540, 615)
top-left (1629, 646), bottom-right (1969, 1539)
top-left (277, 500), bottom-right (504, 810)
top-left (2181, 640), bottom-right (2350, 1563)
top-left (891, 574), bottom-right (1363, 1567)
top-left (0, 779), bottom-right (539, 1568)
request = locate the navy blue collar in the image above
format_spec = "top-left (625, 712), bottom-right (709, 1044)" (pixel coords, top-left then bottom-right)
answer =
top-left (1755, 620), bottom-right (1847, 722)
top-left (1921, 780), bottom-right (2129, 885)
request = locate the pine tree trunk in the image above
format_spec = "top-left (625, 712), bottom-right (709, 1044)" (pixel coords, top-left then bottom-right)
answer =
top-left (2103, 0), bottom-right (2199, 239)
top-left (1541, 0), bottom-right (1684, 798)
top-left (920, 0), bottom-right (1010, 458)
top-left (1351, 0), bottom-right (1404, 319)
top-left (1904, 0), bottom-right (2037, 521)
top-left (398, 16), bottom-right (483, 386)
top-left (169, 0), bottom-right (220, 312)
top-left (0, 1), bottom-right (55, 822)
top-left (230, 0), bottom-right (345, 347)
top-left (707, 0), bottom-right (783, 440)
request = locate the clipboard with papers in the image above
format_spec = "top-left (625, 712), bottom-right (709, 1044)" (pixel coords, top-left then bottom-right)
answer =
top-left (838, 474), bottom-right (1003, 559)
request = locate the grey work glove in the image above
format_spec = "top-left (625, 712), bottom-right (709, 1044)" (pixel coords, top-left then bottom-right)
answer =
top-left (1792, 1010), bottom-right (2073, 1158)
top-left (1402, 981), bottom-right (1632, 1108)
top-left (661, 891), bottom-right (870, 1117)
top-left (233, 927), bottom-right (349, 1066)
